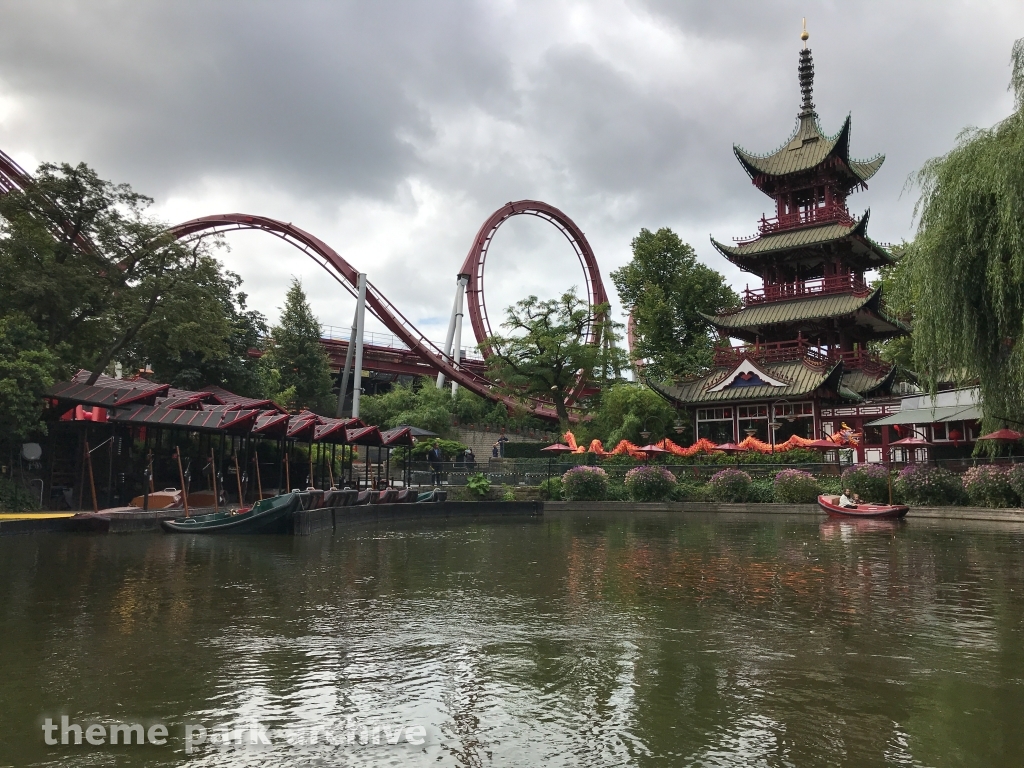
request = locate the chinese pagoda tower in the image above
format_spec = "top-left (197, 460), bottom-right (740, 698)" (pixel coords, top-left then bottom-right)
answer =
top-left (657, 28), bottom-right (909, 454)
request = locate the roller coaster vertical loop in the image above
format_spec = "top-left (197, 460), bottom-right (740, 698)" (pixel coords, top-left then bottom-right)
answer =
top-left (457, 200), bottom-right (609, 358)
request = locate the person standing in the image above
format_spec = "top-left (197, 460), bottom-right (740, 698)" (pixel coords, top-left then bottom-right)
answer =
top-left (427, 440), bottom-right (444, 486)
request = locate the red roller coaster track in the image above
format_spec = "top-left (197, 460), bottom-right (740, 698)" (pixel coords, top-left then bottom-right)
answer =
top-left (0, 148), bottom-right (610, 421)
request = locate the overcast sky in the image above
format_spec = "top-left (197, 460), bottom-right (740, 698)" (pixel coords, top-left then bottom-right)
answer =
top-left (2, 1), bottom-right (1022, 346)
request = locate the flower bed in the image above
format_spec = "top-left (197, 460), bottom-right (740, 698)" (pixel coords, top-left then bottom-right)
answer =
top-left (962, 465), bottom-right (1019, 508)
top-left (707, 468), bottom-right (753, 502)
top-left (894, 464), bottom-right (963, 506)
top-left (773, 469), bottom-right (820, 503)
top-left (561, 466), bottom-right (609, 501)
top-left (624, 466), bottom-right (677, 502)
top-left (841, 464), bottom-right (890, 503)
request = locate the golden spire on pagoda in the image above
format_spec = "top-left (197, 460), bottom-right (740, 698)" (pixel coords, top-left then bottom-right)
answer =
top-left (801, 18), bottom-right (809, 46)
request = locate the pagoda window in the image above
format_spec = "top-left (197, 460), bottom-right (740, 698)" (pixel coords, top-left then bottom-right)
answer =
top-left (737, 405), bottom-right (770, 443)
top-left (696, 407), bottom-right (735, 443)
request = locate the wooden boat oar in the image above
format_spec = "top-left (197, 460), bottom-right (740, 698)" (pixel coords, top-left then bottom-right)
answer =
top-left (210, 448), bottom-right (219, 513)
top-left (84, 440), bottom-right (99, 513)
top-left (253, 451), bottom-right (264, 500)
top-left (174, 447), bottom-right (190, 518)
top-left (234, 454), bottom-right (244, 506)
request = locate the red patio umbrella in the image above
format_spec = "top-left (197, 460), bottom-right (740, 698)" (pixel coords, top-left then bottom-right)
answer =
top-left (542, 443), bottom-right (576, 487)
top-left (805, 439), bottom-right (841, 451)
top-left (889, 436), bottom-right (933, 447)
top-left (976, 428), bottom-right (1023, 442)
top-left (541, 443), bottom-right (575, 453)
top-left (714, 442), bottom-right (748, 453)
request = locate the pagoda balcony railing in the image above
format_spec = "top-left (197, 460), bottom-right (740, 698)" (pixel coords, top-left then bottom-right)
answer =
top-left (742, 273), bottom-right (870, 306)
top-left (713, 338), bottom-right (888, 373)
top-left (757, 201), bottom-right (855, 235)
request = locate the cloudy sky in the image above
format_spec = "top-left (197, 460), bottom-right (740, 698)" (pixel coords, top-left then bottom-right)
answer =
top-left (2, 1), bottom-right (1022, 347)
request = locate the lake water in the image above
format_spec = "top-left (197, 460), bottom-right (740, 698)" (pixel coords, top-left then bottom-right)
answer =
top-left (1, 511), bottom-right (1023, 767)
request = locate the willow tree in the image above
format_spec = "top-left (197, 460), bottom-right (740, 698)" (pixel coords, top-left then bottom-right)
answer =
top-left (908, 39), bottom-right (1024, 426)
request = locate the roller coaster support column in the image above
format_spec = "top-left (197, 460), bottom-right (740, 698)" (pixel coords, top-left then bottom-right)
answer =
top-left (335, 307), bottom-right (358, 418)
top-left (450, 273), bottom-right (469, 395)
top-left (351, 273), bottom-right (368, 419)
top-left (436, 274), bottom-right (470, 390)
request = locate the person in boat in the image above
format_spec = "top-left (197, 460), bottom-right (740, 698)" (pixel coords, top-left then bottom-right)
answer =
top-left (838, 489), bottom-right (858, 508)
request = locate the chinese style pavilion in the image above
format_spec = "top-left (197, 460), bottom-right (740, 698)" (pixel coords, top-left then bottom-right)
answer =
top-left (655, 30), bottom-right (909, 457)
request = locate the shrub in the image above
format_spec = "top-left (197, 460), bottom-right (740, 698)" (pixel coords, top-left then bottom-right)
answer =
top-left (465, 472), bottom-right (491, 499)
top-left (538, 477), bottom-right (563, 500)
top-left (962, 465), bottom-right (1019, 508)
top-left (747, 477), bottom-right (776, 503)
top-left (773, 469), bottom-right (820, 503)
top-left (624, 465), bottom-right (677, 501)
top-left (894, 464), bottom-right (964, 506)
top-left (0, 478), bottom-right (39, 512)
top-left (669, 481), bottom-right (711, 502)
top-left (1007, 464), bottom-right (1024, 501)
top-left (500, 484), bottom-right (516, 501)
top-left (561, 466), bottom-right (609, 501)
top-left (707, 468), bottom-right (753, 502)
top-left (841, 464), bottom-right (890, 503)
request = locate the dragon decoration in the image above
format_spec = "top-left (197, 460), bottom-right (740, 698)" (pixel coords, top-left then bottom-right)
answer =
top-left (562, 423), bottom-right (861, 459)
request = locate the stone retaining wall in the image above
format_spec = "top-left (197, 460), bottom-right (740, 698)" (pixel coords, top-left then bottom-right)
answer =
top-left (544, 501), bottom-right (1024, 523)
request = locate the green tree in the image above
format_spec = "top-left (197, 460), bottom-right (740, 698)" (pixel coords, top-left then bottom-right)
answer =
top-left (259, 279), bottom-right (333, 413)
top-left (0, 314), bottom-right (61, 441)
top-left (590, 382), bottom-right (680, 447)
top-left (871, 242), bottom-right (916, 370)
top-left (135, 273), bottom-right (267, 395)
top-left (612, 228), bottom-right (738, 382)
top-left (906, 38), bottom-right (1024, 425)
top-left (0, 162), bottom-right (239, 383)
top-left (483, 289), bottom-right (625, 426)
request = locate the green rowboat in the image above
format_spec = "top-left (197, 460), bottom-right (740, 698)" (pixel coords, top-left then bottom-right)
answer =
top-left (160, 492), bottom-right (302, 534)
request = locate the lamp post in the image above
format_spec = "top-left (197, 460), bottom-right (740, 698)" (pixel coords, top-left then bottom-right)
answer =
top-left (768, 399), bottom-right (793, 454)
top-left (638, 416), bottom-right (663, 444)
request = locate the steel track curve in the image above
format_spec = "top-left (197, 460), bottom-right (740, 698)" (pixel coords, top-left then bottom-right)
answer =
top-left (167, 214), bottom-right (573, 421)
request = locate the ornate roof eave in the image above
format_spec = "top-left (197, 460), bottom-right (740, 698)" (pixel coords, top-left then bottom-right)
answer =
top-left (711, 209), bottom-right (872, 263)
top-left (733, 114), bottom-right (884, 189)
top-left (700, 284), bottom-right (907, 339)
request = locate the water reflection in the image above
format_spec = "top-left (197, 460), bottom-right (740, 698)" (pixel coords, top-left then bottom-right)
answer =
top-left (1, 513), bottom-right (1023, 766)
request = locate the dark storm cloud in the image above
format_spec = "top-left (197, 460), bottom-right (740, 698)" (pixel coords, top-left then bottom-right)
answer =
top-left (0, 1), bottom-right (513, 200)
top-left (0, 0), bottom-right (1022, 332)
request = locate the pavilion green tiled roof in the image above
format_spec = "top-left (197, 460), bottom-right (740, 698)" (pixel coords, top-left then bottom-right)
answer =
top-left (842, 366), bottom-right (898, 397)
top-left (706, 289), bottom-right (879, 331)
top-left (652, 359), bottom-right (843, 406)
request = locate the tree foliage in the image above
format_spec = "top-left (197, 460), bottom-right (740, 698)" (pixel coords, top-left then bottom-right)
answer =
top-left (258, 279), bottom-right (334, 413)
top-left (587, 382), bottom-right (680, 447)
top-left (483, 289), bottom-right (625, 425)
top-left (0, 314), bottom-right (61, 441)
top-left (871, 243), bottom-right (916, 370)
top-left (0, 162), bottom-right (243, 385)
top-left (612, 227), bottom-right (738, 382)
top-left (906, 39), bottom-right (1024, 425)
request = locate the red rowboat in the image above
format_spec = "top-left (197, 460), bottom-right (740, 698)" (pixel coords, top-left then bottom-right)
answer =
top-left (817, 494), bottom-right (909, 520)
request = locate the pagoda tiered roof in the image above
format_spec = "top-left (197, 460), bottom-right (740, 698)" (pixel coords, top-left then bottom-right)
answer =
top-left (711, 212), bottom-right (892, 276)
top-left (706, 287), bottom-right (909, 343)
top-left (734, 115), bottom-right (884, 195)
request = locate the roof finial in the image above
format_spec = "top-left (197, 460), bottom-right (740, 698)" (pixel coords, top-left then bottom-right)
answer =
top-left (797, 26), bottom-right (815, 119)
